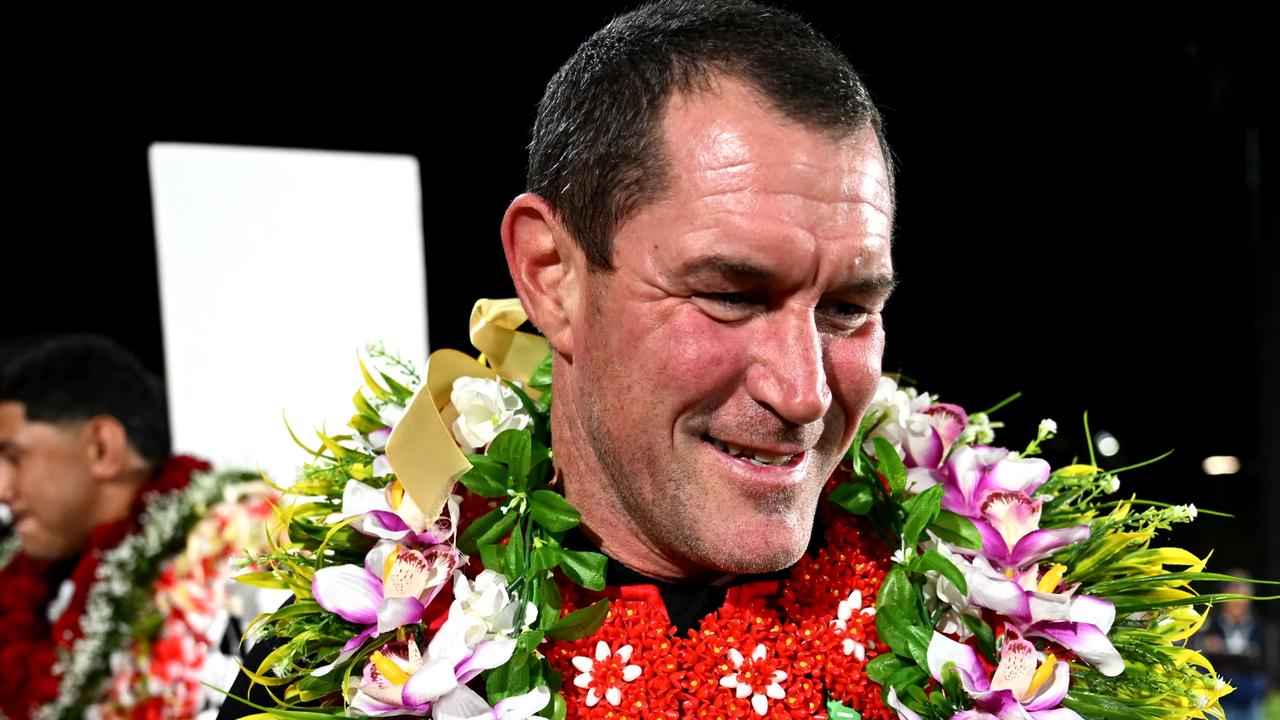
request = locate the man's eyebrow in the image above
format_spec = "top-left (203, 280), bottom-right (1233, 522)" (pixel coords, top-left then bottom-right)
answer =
top-left (678, 255), bottom-right (898, 298)
top-left (831, 274), bottom-right (898, 299)
top-left (676, 256), bottom-right (780, 283)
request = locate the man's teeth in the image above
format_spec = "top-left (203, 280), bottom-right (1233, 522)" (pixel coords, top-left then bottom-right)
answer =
top-left (708, 437), bottom-right (795, 466)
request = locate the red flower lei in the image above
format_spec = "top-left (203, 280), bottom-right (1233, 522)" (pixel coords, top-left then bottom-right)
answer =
top-left (0, 455), bottom-right (210, 720)
top-left (544, 497), bottom-right (896, 720)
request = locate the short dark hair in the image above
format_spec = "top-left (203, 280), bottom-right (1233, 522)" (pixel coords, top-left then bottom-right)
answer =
top-left (0, 335), bottom-right (171, 465)
top-left (528, 0), bottom-right (893, 270)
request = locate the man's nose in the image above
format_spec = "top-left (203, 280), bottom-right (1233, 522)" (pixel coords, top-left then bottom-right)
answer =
top-left (745, 306), bottom-right (831, 425)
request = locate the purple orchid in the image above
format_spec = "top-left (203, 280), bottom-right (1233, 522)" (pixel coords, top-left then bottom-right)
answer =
top-left (312, 540), bottom-right (459, 642)
top-left (925, 544), bottom-right (1124, 676)
top-left (339, 478), bottom-right (459, 545)
top-left (347, 571), bottom-right (548, 719)
top-left (867, 378), bottom-right (969, 469)
top-left (888, 631), bottom-right (1083, 720)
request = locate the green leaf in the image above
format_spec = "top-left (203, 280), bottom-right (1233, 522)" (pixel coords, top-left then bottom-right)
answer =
top-left (203, 690), bottom-right (345, 719)
top-left (875, 566), bottom-right (928, 664)
top-left (348, 414), bottom-right (386, 434)
top-left (902, 626), bottom-right (931, 667)
top-left (826, 699), bottom-right (862, 720)
top-left (379, 371), bottom-right (414, 404)
top-left (516, 630), bottom-right (546, 653)
top-left (872, 437), bottom-right (907, 496)
top-left (459, 507), bottom-right (519, 555)
top-left (886, 663), bottom-right (928, 694)
top-left (352, 389), bottom-right (382, 423)
top-left (928, 509), bottom-right (983, 550)
top-left (460, 456), bottom-right (510, 497)
top-left (864, 653), bottom-right (907, 685)
top-left (877, 565), bottom-right (917, 616)
top-left (537, 573), bottom-right (562, 632)
top-left (902, 484), bottom-right (943, 547)
top-left (529, 490), bottom-right (581, 532)
top-left (548, 599), bottom-right (610, 640)
top-left (548, 692), bottom-right (567, 720)
top-left (530, 546), bottom-right (560, 573)
top-left (486, 649), bottom-right (532, 703)
top-left (829, 481), bottom-right (875, 515)
top-left (479, 542), bottom-right (505, 574)
top-left (553, 548), bottom-right (608, 591)
top-left (488, 430), bottom-right (532, 487)
top-left (918, 548), bottom-right (967, 596)
top-left (961, 614), bottom-right (997, 663)
top-left (504, 524), bottom-right (526, 577)
top-left (529, 354), bottom-right (553, 390)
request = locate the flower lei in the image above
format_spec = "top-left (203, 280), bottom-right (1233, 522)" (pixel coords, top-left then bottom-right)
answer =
top-left (236, 301), bottom-right (1274, 720)
top-left (0, 456), bottom-right (275, 720)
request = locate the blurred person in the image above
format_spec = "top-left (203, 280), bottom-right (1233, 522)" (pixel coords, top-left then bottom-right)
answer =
top-left (0, 335), bottom-right (275, 719)
top-left (1198, 571), bottom-right (1268, 720)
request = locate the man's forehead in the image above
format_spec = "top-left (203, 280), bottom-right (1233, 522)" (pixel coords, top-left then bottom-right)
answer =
top-left (658, 78), bottom-right (892, 213)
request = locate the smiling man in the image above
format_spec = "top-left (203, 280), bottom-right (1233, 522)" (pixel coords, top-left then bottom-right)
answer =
top-left (502, 0), bottom-right (895, 582)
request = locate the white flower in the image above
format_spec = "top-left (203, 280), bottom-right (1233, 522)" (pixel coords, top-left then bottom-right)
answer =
top-left (830, 590), bottom-right (873, 660)
top-left (448, 570), bottom-right (537, 645)
top-left (449, 376), bottom-right (534, 451)
top-left (1038, 418), bottom-right (1058, 436)
top-left (571, 641), bottom-right (642, 707)
top-left (718, 645), bottom-right (787, 716)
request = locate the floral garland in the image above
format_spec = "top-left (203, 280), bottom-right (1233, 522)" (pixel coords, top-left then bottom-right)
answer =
top-left (0, 456), bottom-right (275, 720)
top-left (236, 302), bottom-right (1275, 720)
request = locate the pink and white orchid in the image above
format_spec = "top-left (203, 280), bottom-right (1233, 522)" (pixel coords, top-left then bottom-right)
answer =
top-left (348, 635), bottom-right (549, 720)
top-left (922, 544), bottom-right (1124, 677)
top-left (347, 570), bottom-right (547, 719)
top-left (338, 478), bottom-right (460, 545)
top-left (311, 539), bottom-right (460, 646)
top-left (974, 491), bottom-right (1091, 571)
top-left (889, 631), bottom-right (1083, 720)
top-left (867, 377), bottom-right (969, 469)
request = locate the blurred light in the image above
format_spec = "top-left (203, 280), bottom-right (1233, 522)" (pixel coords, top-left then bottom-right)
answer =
top-left (1202, 456), bottom-right (1241, 475)
top-left (1094, 431), bottom-right (1120, 457)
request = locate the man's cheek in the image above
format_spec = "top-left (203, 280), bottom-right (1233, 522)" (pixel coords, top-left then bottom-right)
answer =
top-left (826, 338), bottom-right (883, 415)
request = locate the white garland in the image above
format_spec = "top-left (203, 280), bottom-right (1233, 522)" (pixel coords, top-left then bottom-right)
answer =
top-left (0, 535), bottom-right (19, 572)
top-left (34, 470), bottom-right (227, 720)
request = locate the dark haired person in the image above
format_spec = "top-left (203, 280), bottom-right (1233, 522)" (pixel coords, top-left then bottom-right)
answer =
top-left (0, 336), bottom-right (272, 719)
top-left (220, 1), bottom-right (894, 716)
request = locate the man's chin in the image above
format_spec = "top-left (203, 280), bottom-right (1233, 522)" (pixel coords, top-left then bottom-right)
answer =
top-left (686, 514), bottom-right (813, 576)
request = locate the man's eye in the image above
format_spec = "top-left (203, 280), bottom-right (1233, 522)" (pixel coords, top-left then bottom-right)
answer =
top-left (695, 292), bottom-right (766, 321)
top-left (817, 302), bottom-right (870, 332)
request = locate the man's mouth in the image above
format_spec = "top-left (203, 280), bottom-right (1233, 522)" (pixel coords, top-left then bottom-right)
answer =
top-left (704, 435), bottom-right (801, 467)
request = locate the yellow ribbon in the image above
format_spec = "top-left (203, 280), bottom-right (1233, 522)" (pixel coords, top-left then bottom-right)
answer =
top-left (385, 299), bottom-right (549, 518)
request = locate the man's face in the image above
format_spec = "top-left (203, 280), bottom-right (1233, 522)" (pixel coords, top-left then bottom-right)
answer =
top-left (569, 79), bottom-right (895, 576)
top-left (0, 402), bottom-right (97, 560)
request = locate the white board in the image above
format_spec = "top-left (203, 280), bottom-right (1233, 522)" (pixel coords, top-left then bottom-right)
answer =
top-left (150, 143), bottom-right (427, 482)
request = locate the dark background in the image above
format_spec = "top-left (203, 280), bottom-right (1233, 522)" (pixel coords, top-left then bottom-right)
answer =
top-left (8, 10), bottom-right (1277, 605)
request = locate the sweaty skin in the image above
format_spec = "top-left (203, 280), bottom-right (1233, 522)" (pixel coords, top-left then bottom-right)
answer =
top-left (549, 78), bottom-right (895, 580)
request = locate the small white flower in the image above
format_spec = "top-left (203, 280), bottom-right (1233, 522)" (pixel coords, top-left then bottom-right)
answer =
top-left (1038, 418), bottom-right (1058, 436)
top-left (449, 376), bottom-right (534, 451)
top-left (1106, 475), bottom-right (1121, 493)
top-left (571, 640), bottom-right (642, 707)
top-left (718, 645), bottom-right (787, 716)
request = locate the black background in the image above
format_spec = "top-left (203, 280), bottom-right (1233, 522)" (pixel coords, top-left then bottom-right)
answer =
top-left (7, 9), bottom-right (1277, 591)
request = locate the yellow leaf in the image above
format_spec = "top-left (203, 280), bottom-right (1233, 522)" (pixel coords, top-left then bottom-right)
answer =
top-left (359, 354), bottom-right (392, 401)
top-left (1058, 464), bottom-right (1104, 477)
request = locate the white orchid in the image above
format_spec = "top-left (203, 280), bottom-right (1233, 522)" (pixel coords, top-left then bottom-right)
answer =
top-left (450, 376), bottom-right (534, 451)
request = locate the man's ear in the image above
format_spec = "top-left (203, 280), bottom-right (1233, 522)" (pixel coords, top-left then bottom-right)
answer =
top-left (80, 416), bottom-right (133, 482)
top-left (501, 193), bottom-right (586, 358)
